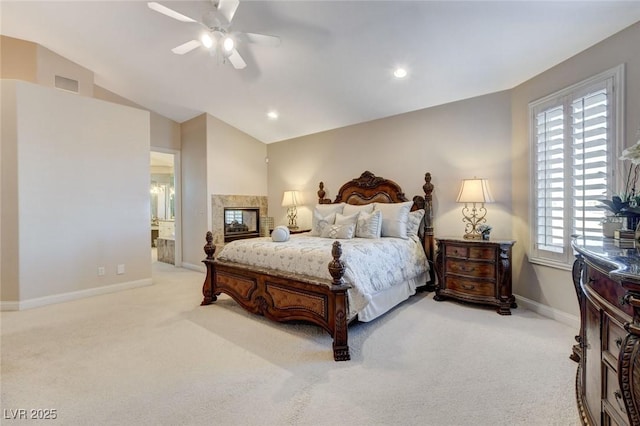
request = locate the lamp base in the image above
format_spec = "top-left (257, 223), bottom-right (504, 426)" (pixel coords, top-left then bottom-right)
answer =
top-left (463, 233), bottom-right (482, 240)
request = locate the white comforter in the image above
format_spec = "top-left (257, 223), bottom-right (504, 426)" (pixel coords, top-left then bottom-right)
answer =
top-left (216, 234), bottom-right (429, 316)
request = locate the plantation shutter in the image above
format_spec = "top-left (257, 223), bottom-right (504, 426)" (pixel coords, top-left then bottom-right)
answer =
top-left (535, 105), bottom-right (565, 254)
top-left (571, 88), bottom-right (609, 245)
top-left (530, 66), bottom-right (620, 268)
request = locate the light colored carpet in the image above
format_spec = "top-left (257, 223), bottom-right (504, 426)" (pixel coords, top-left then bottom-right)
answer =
top-left (1, 260), bottom-right (579, 425)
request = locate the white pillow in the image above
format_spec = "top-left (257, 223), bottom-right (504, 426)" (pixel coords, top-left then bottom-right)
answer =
top-left (271, 226), bottom-right (290, 242)
top-left (310, 203), bottom-right (345, 236)
top-left (407, 209), bottom-right (425, 237)
top-left (311, 211), bottom-right (336, 236)
top-left (374, 201), bottom-right (413, 239)
top-left (343, 203), bottom-right (374, 216)
top-left (320, 223), bottom-right (356, 239)
top-left (356, 210), bottom-right (382, 239)
top-left (335, 212), bottom-right (359, 227)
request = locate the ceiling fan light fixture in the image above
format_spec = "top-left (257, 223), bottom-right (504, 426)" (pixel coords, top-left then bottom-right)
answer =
top-left (201, 33), bottom-right (214, 49)
top-left (222, 36), bottom-right (235, 52)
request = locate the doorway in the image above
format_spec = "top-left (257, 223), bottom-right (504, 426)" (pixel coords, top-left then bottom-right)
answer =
top-left (150, 150), bottom-right (181, 266)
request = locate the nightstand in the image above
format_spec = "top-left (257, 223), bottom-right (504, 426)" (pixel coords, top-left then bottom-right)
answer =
top-left (434, 237), bottom-right (516, 315)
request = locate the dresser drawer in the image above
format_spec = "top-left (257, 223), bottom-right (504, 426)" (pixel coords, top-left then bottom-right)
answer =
top-left (446, 277), bottom-right (495, 297)
top-left (468, 247), bottom-right (495, 260)
top-left (605, 315), bottom-right (627, 363)
top-left (584, 264), bottom-right (633, 316)
top-left (604, 365), bottom-right (628, 423)
top-left (445, 244), bottom-right (496, 259)
top-left (446, 259), bottom-right (495, 278)
top-left (446, 245), bottom-right (468, 258)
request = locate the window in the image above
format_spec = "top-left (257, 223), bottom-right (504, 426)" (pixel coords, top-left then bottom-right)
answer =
top-left (530, 65), bottom-right (624, 269)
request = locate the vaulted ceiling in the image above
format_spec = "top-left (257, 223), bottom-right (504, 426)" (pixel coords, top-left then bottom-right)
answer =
top-left (2, 1), bottom-right (640, 143)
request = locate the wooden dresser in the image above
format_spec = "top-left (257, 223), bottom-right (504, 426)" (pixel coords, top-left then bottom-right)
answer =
top-left (572, 237), bottom-right (640, 425)
top-left (434, 238), bottom-right (516, 315)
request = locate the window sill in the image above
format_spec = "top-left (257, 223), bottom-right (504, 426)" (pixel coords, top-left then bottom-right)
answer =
top-left (528, 257), bottom-right (573, 272)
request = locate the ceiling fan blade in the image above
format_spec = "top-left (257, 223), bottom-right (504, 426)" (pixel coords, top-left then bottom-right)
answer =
top-left (147, 2), bottom-right (197, 23)
top-left (171, 40), bottom-right (201, 55)
top-left (244, 32), bottom-right (281, 47)
top-left (217, 0), bottom-right (240, 25)
top-left (227, 49), bottom-right (246, 69)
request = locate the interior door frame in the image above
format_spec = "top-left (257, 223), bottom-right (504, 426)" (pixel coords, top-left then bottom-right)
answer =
top-left (151, 147), bottom-right (182, 267)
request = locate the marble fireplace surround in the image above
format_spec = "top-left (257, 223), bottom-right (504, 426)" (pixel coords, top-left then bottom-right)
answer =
top-left (211, 195), bottom-right (268, 248)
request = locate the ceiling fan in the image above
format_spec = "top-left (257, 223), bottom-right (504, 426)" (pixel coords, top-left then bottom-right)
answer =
top-left (147, 0), bottom-right (280, 69)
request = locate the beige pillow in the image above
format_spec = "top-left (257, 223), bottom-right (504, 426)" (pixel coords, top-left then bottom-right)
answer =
top-left (343, 203), bottom-right (374, 216)
top-left (374, 201), bottom-right (413, 239)
top-left (335, 212), bottom-right (359, 226)
top-left (310, 203), bottom-right (345, 236)
top-left (311, 211), bottom-right (336, 236)
top-left (356, 210), bottom-right (382, 239)
top-left (407, 209), bottom-right (425, 237)
top-left (320, 223), bottom-right (356, 239)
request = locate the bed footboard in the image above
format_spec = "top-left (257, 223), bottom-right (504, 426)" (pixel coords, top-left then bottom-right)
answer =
top-left (201, 232), bottom-right (352, 361)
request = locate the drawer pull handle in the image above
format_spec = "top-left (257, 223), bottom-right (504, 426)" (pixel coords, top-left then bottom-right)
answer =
top-left (614, 390), bottom-right (626, 412)
top-left (616, 337), bottom-right (623, 348)
top-left (462, 284), bottom-right (475, 291)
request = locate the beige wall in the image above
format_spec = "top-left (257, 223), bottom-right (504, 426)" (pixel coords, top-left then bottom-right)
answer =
top-left (180, 114), bottom-right (208, 269)
top-left (267, 91), bottom-right (513, 236)
top-left (94, 85), bottom-right (181, 151)
top-left (179, 113), bottom-right (268, 270)
top-left (0, 36), bottom-right (37, 83)
top-left (1, 80), bottom-right (151, 306)
top-left (36, 45), bottom-right (94, 97)
top-left (511, 21), bottom-right (640, 318)
top-left (1, 80), bottom-right (19, 301)
top-left (206, 114), bottom-right (267, 196)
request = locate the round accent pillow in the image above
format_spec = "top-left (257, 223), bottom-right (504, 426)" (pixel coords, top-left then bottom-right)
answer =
top-left (271, 226), bottom-right (290, 242)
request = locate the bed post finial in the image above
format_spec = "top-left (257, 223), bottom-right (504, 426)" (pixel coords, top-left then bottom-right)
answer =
top-left (204, 231), bottom-right (216, 260)
top-left (328, 241), bottom-right (345, 285)
top-left (318, 181), bottom-right (331, 204)
top-left (423, 172), bottom-right (433, 201)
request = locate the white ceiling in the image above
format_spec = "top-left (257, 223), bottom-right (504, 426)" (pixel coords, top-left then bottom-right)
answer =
top-left (2, 1), bottom-right (640, 144)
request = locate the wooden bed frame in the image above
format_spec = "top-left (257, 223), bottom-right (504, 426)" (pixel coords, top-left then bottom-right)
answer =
top-left (201, 171), bottom-right (435, 361)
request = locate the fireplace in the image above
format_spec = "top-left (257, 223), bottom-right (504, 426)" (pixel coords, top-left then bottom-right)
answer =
top-left (224, 207), bottom-right (260, 242)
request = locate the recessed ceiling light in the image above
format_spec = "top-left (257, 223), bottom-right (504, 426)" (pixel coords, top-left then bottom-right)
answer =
top-left (393, 67), bottom-right (408, 79)
top-left (267, 111), bottom-right (279, 120)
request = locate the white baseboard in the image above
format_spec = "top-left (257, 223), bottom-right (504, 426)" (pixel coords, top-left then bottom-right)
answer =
top-left (181, 262), bottom-right (206, 273)
top-left (0, 278), bottom-right (153, 311)
top-left (515, 293), bottom-right (579, 329)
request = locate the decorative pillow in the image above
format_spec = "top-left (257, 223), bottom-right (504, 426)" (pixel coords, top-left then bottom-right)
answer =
top-left (406, 209), bottom-right (425, 237)
top-left (310, 203), bottom-right (345, 236)
top-left (320, 223), bottom-right (356, 239)
top-left (342, 203), bottom-right (374, 216)
top-left (335, 212), bottom-right (359, 227)
top-left (271, 226), bottom-right (290, 242)
top-left (355, 210), bottom-right (382, 239)
top-left (374, 201), bottom-right (413, 239)
top-left (311, 211), bottom-right (336, 236)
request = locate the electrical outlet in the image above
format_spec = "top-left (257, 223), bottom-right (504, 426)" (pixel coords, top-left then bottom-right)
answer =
top-left (117, 264), bottom-right (125, 275)
top-left (97, 267), bottom-right (106, 276)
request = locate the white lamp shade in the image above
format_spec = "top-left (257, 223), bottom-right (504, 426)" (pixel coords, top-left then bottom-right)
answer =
top-left (456, 178), bottom-right (495, 203)
top-left (281, 190), bottom-right (301, 207)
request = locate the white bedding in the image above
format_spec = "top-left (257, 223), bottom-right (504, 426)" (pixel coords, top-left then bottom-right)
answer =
top-left (216, 234), bottom-right (429, 319)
